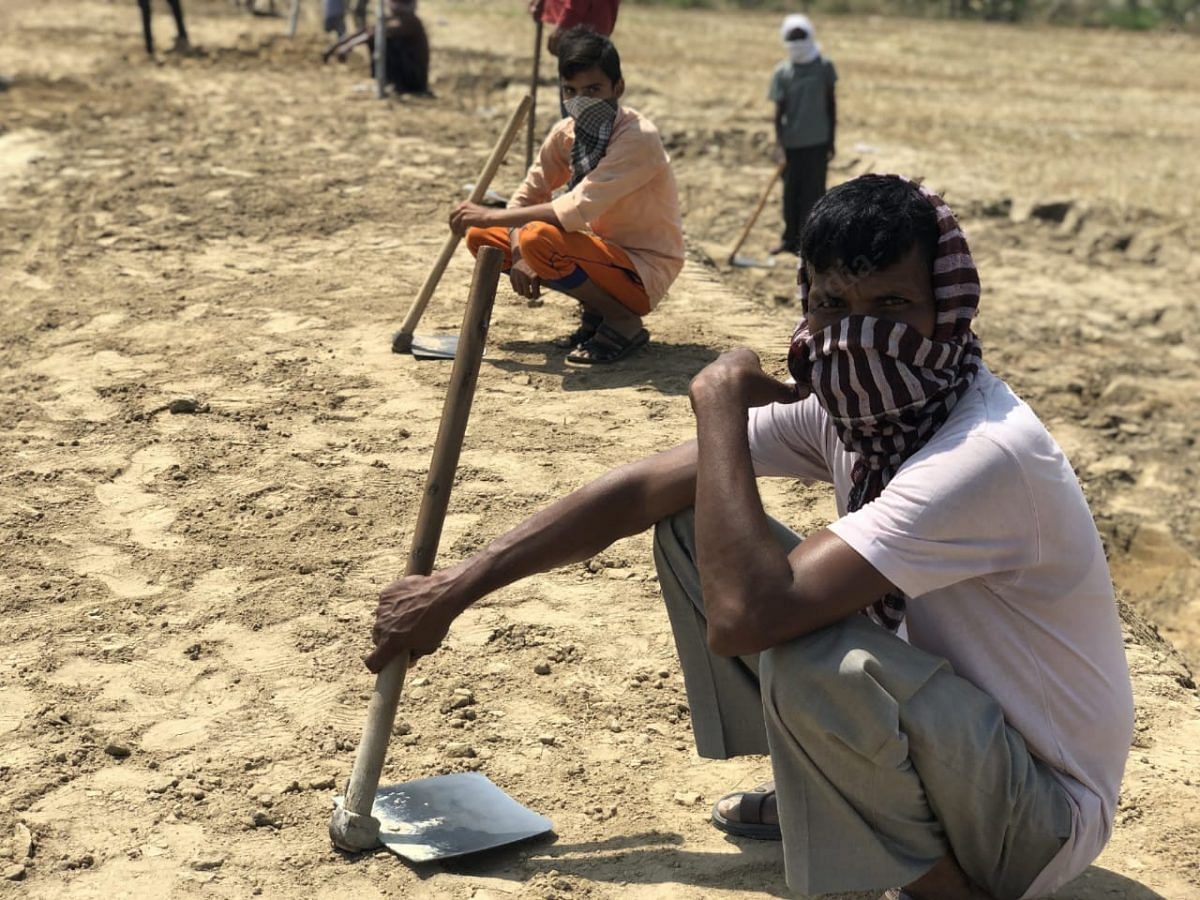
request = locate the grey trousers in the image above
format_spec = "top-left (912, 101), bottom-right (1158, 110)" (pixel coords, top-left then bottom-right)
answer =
top-left (652, 509), bottom-right (1074, 899)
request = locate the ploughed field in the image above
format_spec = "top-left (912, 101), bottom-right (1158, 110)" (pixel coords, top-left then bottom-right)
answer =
top-left (0, 1), bottom-right (1197, 897)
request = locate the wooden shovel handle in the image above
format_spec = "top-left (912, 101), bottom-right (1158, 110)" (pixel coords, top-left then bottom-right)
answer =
top-left (341, 246), bottom-right (504, 827)
top-left (526, 19), bottom-right (543, 170)
top-left (394, 96), bottom-right (532, 348)
top-left (374, 0), bottom-right (387, 100)
top-left (287, 0), bottom-right (301, 37)
top-left (727, 161), bottom-right (786, 263)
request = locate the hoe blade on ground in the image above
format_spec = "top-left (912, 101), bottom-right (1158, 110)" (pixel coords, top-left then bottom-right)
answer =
top-left (729, 254), bottom-right (776, 269)
top-left (406, 333), bottom-right (462, 360)
top-left (336, 772), bottom-right (552, 863)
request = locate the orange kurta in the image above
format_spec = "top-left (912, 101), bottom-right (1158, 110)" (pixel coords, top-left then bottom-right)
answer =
top-left (509, 107), bottom-right (685, 309)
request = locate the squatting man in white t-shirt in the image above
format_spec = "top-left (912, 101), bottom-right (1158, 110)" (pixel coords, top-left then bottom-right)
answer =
top-left (366, 175), bottom-right (1134, 900)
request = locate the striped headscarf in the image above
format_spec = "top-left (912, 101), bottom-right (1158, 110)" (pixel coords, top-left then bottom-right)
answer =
top-left (788, 175), bottom-right (983, 631)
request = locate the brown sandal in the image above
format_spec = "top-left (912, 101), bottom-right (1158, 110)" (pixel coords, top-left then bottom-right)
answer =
top-left (552, 311), bottom-right (602, 350)
top-left (566, 325), bottom-right (649, 365)
top-left (710, 780), bottom-right (781, 841)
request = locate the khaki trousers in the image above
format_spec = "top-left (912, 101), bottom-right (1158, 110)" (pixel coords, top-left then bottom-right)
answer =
top-left (652, 509), bottom-right (1073, 899)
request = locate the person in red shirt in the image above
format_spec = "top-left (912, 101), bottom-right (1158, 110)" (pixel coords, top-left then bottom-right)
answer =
top-left (529, 0), bottom-right (619, 54)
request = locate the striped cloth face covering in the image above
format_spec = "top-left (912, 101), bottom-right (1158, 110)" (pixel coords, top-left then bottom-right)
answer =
top-left (564, 96), bottom-right (618, 191)
top-left (787, 175), bottom-right (983, 632)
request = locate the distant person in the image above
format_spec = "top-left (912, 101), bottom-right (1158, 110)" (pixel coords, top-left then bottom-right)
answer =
top-left (352, 0), bottom-right (370, 30)
top-left (320, 0), bottom-right (377, 36)
top-left (449, 27), bottom-right (684, 366)
top-left (322, 0), bottom-right (429, 96)
top-left (529, 0), bottom-right (620, 54)
top-left (323, 0), bottom-right (348, 37)
top-left (769, 14), bottom-right (837, 256)
top-left (137, 0), bottom-right (189, 56)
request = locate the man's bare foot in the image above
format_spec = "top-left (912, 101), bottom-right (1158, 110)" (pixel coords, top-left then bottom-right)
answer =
top-left (710, 780), bottom-right (781, 840)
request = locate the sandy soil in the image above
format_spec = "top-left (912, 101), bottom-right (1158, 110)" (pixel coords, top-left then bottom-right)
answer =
top-left (1, 1), bottom-right (1199, 897)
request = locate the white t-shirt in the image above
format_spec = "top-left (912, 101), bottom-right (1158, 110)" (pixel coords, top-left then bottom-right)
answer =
top-left (746, 365), bottom-right (1133, 897)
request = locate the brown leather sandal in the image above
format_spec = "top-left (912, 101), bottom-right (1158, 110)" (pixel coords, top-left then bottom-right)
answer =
top-left (710, 780), bottom-right (782, 841)
top-left (566, 325), bottom-right (649, 365)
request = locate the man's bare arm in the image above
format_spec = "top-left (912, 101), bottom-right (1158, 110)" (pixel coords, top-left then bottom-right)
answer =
top-left (366, 441), bottom-right (698, 671)
top-left (690, 350), bottom-right (894, 657)
top-left (449, 201), bottom-right (562, 237)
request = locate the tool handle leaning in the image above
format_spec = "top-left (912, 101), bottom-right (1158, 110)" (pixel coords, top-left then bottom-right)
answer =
top-left (394, 96), bottom-right (532, 349)
top-left (727, 161), bottom-right (786, 264)
top-left (332, 246), bottom-right (505, 852)
top-left (526, 19), bottom-right (543, 170)
top-left (374, 0), bottom-right (387, 100)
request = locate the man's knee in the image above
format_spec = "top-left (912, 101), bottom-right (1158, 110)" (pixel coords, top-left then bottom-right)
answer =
top-left (760, 624), bottom-right (849, 706)
top-left (762, 621), bottom-right (903, 758)
top-left (762, 619), bottom-right (945, 765)
top-left (465, 226), bottom-right (486, 255)
top-left (652, 508), bottom-right (697, 565)
top-left (515, 221), bottom-right (565, 271)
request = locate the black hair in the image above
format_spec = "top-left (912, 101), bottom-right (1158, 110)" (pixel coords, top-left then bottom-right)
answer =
top-left (800, 175), bottom-right (939, 278)
top-left (557, 26), bottom-right (622, 85)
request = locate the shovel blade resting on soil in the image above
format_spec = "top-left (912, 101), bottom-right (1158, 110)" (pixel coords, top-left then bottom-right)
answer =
top-left (407, 333), bottom-right (462, 360)
top-left (729, 254), bottom-right (777, 269)
top-left (336, 772), bottom-right (552, 863)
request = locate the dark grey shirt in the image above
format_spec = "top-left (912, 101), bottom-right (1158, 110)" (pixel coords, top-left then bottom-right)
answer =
top-left (768, 58), bottom-right (838, 149)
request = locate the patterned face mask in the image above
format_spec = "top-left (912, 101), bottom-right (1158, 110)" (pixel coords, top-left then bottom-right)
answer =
top-left (789, 176), bottom-right (983, 631)
top-left (563, 96), bottom-right (619, 191)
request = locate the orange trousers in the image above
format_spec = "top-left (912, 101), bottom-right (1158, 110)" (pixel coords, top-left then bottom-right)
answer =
top-left (466, 222), bottom-right (651, 316)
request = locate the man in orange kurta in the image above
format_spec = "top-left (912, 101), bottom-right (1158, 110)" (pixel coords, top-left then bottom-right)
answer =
top-left (450, 27), bottom-right (683, 365)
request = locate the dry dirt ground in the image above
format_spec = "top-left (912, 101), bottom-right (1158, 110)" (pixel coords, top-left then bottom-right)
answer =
top-left (2, 1), bottom-right (1199, 897)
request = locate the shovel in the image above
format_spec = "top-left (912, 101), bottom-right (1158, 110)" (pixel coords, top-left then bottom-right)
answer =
top-left (728, 161), bottom-right (785, 269)
top-left (392, 95), bottom-right (533, 359)
top-left (330, 246), bottom-right (551, 859)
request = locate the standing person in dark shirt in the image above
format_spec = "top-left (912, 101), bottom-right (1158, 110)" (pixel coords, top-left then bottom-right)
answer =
top-left (137, 0), bottom-right (189, 56)
top-left (769, 14), bottom-right (837, 256)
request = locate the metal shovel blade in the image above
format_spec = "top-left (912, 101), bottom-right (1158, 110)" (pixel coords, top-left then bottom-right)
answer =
top-left (357, 772), bottom-right (553, 863)
top-left (409, 334), bottom-right (461, 360)
top-left (463, 183), bottom-right (509, 208)
top-left (729, 254), bottom-right (777, 269)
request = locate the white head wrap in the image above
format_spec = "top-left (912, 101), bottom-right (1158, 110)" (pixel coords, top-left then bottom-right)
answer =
top-left (780, 14), bottom-right (820, 65)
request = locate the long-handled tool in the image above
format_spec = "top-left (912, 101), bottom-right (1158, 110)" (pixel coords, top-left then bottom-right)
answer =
top-left (392, 95), bottom-right (533, 359)
top-left (287, 0), bottom-right (301, 36)
top-left (728, 161), bottom-right (785, 269)
top-left (373, 0), bottom-right (387, 100)
top-left (331, 247), bottom-right (549, 860)
top-left (525, 19), bottom-right (543, 171)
